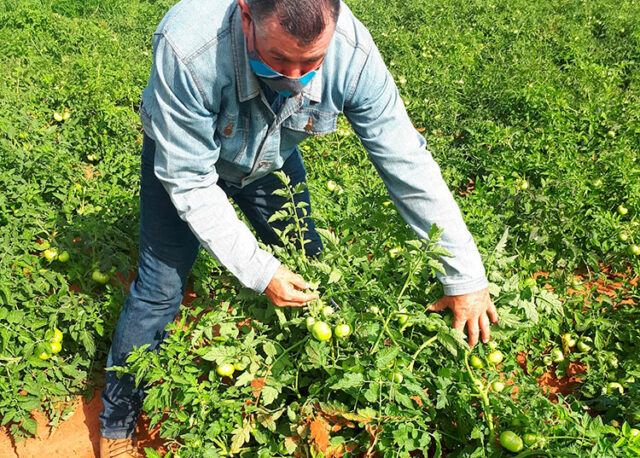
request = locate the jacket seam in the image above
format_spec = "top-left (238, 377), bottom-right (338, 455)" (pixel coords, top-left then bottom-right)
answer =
top-left (159, 32), bottom-right (210, 110)
top-left (345, 46), bottom-right (370, 103)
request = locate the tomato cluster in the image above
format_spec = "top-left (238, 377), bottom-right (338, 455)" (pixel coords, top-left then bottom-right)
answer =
top-left (304, 298), bottom-right (352, 343)
top-left (37, 328), bottom-right (63, 360)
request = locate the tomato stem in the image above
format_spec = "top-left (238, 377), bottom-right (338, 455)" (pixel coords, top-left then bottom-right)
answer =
top-left (408, 335), bottom-right (438, 372)
top-left (464, 350), bottom-right (495, 443)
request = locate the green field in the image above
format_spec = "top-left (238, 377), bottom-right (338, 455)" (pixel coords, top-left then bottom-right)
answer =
top-left (0, 0), bottom-right (639, 456)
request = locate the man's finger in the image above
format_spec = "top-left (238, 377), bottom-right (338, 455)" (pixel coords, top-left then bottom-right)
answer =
top-left (289, 274), bottom-right (310, 290)
top-left (467, 319), bottom-right (480, 347)
top-left (275, 300), bottom-right (307, 308)
top-left (284, 289), bottom-right (319, 304)
top-left (428, 298), bottom-right (449, 312)
top-left (452, 313), bottom-right (466, 332)
top-left (479, 313), bottom-right (491, 344)
top-left (487, 302), bottom-right (499, 323)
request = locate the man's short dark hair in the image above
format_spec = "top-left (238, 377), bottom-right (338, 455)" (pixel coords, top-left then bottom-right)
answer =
top-left (248, 0), bottom-right (340, 45)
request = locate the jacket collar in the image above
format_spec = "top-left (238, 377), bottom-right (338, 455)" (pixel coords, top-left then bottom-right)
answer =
top-left (230, 4), bottom-right (323, 104)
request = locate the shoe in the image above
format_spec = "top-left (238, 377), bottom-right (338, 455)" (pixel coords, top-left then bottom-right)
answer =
top-left (99, 436), bottom-right (138, 458)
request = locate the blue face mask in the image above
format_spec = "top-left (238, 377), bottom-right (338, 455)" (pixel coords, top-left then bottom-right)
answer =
top-left (247, 21), bottom-right (320, 98)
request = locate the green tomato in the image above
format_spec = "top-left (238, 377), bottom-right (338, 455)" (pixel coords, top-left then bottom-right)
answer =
top-left (233, 361), bottom-right (247, 372)
top-left (51, 328), bottom-right (63, 343)
top-left (519, 180), bottom-right (529, 190)
top-left (474, 379), bottom-right (485, 391)
top-left (617, 204), bottom-right (628, 216)
top-left (50, 341), bottom-right (62, 354)
top-left (396, 308), bottom-right (409, 325)
top-left (311, 321), bottom-right (332, 341)
top-left (92, 270), bottom-right (110, 284)
top-left (630, 428), bottom-right (639, 438)
top-left (321, 306), bottom-right (334, 318)
top-left (629, 245), bottom-right (640, 256)
top-left (63, 110), bottom-right (70, 120)
top-left (592, 178), bottom-right (603, 188)
top-left (487, 340), bottom-right (499, 350)
top-left (607, 382), bottom-right (624, 395)
top-left (390, 372), bottom-right (403, 384)
top-left (618, 232), bottom-right (629, 242)
top-left (576, 337), bottom-right (592, 352)
top-left (216, 363), bottom-right (235, 377)
top-left (470, 355), bottom-right (484, 369)
top-left (607, 130), bottom-right (616, 138)
top-left (305, 316), bottom-right (316, 330)
top-left (492, 381), bottom-right (506, 393)
top-left (523, 433), bottom-right (538, 447)
top-left (53, 112), bottom-right (63, 122)
top-left (488, 350), bottom-right (504, 365)
top-left (500, 431), bottom-right (524, 453)
top-left (389, 247), bottom-right (403, 258)
top-left (43, 248), bottom-right (58, 261)
top-left (562, 333), bottom-right (577, 348)
top-left (334, 324), bottom-right (351, 338)
top-left (524, 277), bottom-right (536, 287)
top-left (38, 351), bottom-right (52, 360)
top-left (550, 348), bottom-right (564, 363)
top-left (326, 180), bottom-right (337, 192)
top-left (57, 250), bottom-right (70, 262)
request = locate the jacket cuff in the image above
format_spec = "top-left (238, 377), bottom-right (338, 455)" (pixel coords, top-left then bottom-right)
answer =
top-left (248, 253), bottom-right (282, 294)
top-left (440, 276), bottom-right (489, 297)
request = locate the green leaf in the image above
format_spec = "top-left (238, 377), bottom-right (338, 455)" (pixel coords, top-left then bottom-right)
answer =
top-left (328, 269), bottom-right (342, 284)
top-left (260, 386), bottom-right (279, 406)
top-left (330, 372), bottom-right (364, 390)
top-left (375, 346), bottom-right (399, 369)
top-left (428, 224), bottom-right (444, 242)
top-left (230, 419), bottom-right (252, 453)
top-left (22, 418), bottom-right (37, 435)
top-left (305, 340), bottom-right (329, 366)
top-left (144, 448), bottom-right (163, 458)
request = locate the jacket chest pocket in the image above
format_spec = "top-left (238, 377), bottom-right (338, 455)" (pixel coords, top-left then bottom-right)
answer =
top-left (216, 110), bottom-right (250, 164)
top-left (281, 108), bottom-right (338, 149)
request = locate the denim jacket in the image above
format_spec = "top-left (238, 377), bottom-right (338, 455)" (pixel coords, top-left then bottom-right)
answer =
top-left (139, 0), bottom-right (488, 295)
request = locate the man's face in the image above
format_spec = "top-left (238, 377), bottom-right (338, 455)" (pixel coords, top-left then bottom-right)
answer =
top-left (238, 0), bottom-right (336, 78)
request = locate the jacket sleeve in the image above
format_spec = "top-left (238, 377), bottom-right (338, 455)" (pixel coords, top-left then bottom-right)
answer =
top-left (343, 41), bottom-right (488, 296)
top-left (143, 34), bottom-right (280, 293)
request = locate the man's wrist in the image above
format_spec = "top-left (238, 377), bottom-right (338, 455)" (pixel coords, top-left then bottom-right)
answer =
top-left (441, 276), bottom-right (489, 297)
top-left (252, 255), bottom-right (282, 294)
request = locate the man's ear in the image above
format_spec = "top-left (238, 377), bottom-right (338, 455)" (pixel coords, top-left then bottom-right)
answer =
top-left (237, 0), bottom-right (252, 39)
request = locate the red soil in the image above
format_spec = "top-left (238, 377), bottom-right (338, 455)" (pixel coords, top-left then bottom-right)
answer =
top-left (0, 388), bottom-right (168, 458)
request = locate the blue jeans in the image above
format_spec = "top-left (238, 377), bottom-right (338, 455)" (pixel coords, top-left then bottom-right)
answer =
top-left (99, 134), bottom-right (322, 439)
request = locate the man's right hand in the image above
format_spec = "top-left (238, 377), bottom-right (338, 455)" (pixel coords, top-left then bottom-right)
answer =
top-left (264, 265), bottom-right (318, 307)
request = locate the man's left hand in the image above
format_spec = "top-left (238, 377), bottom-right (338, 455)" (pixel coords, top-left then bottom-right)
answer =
top-left (428, 287), bottom-right (498, 347)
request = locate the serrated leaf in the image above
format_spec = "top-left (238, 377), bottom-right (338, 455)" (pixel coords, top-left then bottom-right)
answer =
top-left (230, 419), bottom-right (252, 453)
top-left (330, 372), bottom-right (363, 390)
top-left (519, 298), bottom-right (539, 323)
top-left (305, 340), bottom-right (329, 366)
top-left (428, 224), bottom-right (444, 242)
top-left (328, 269), bottom-right (342, 284)
top-left (260, 386), bottom-right (279, 406)
top-left (437, 328), bottom-right (467, 357)
top-left (375, 346), bottom-right (399, 369)
top-left (22, 418), bottom-right (37, 436)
